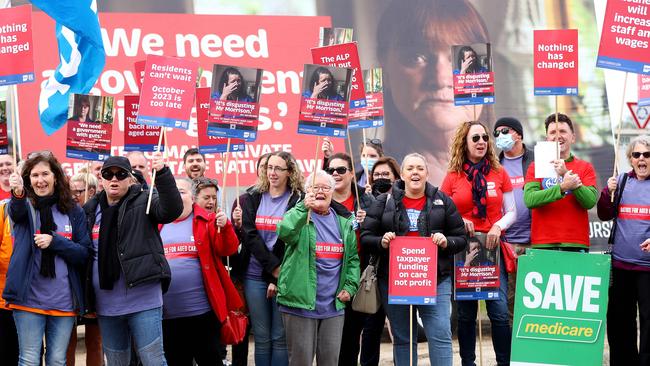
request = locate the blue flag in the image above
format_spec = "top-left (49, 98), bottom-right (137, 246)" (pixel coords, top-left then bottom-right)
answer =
top-left (30, 0), bottom-right (105, 135)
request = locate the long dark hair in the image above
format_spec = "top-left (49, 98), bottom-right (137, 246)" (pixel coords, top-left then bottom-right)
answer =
top-left (21, 152), bottom-right (74, 213)
top-left (217, 67), bottom-right (247, 100)
top-left (308, 67), bottom-right (337, 98)
top-left (456, 46), bottom-right (480, 73)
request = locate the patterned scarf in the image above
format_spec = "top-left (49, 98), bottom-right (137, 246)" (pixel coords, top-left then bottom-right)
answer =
top-left (463, 158), bottom-right (491, 219)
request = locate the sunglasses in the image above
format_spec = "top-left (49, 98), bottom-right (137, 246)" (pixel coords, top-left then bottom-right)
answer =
top-left (325, 166), bottom-right (350, 175)
top-left (365, 138), bottom-right (383, 147)
top-left (471, 134), bottom-right (489, 143)
top-left (493, 127), bottom-right (510, 137)
top-left (101, 170), bottom-right (130, 181)
top-left (632, 151), bottom-right (650, 159)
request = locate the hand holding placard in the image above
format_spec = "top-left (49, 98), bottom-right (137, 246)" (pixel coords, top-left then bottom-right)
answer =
top-left (381, 232), bottom-right (396, 249)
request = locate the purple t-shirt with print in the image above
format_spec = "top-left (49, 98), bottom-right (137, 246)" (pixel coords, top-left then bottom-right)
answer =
top-left (281, 207), bottom-right (344, 319)
top-left (92, 206), bottom-right (162, 317)
top-left (20, 207), bottom-right (74, 312)
top-left (501, 155), bottom-right (531, 244)
top-left (161, 213), bottom-right (212, 319)
top-left (246, 190), bottom-right (291, 280)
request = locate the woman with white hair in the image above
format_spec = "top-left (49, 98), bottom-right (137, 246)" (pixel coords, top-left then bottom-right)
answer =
top-left (276, 170), bottom-right (360, 366)
top-left (597, 134), bottom-right (650, 365)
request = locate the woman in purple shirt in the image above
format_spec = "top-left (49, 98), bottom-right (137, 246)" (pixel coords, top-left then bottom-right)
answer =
top-left (597, 135), bottom-right (650, 365)
top-left (4, 152), bottom-right (90, 366)
top-left (240, 151), bottom-right (304, 366)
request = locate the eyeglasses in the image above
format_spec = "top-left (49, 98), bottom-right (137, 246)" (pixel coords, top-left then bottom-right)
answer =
top-left (267, 165), bottom-right (288, 173)
top-left (373, 171), bottom-right (392, 179)
top-left (632, 151), bottom-right (650, 159)
top-left (325, 166), bottom-right (350, 175)
top-left (311, 185), bottom-right (332, 193)
top-left (493, 127), bottom-right (510, 137)
top-left (471, 134), bottom-right (489, 143)
top-left (101, 170), bottom-right (130, 181)
top-left (71, 189), bottom-right (86, 196)
top-left (365, 138), bottom-right (382, 147)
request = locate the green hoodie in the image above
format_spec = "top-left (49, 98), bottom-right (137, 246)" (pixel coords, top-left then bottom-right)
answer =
top-left (276, 201), bottom-right (360, 311)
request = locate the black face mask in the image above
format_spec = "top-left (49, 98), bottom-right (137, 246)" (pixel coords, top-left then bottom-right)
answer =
top-left (372, 178), bottom-right (393, 194)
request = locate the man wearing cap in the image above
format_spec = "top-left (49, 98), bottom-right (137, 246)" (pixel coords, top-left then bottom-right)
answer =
top-left (493, 117), bottom-right (534, 323)
top-left (83, 152), bottom-right (183, 366)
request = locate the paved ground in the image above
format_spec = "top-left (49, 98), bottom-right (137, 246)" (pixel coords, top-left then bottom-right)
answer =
top-left (74, 336), bottom-right (611, 365)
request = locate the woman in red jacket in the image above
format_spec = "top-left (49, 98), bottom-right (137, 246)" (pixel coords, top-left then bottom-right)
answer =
top-left (161, 177), bottom-right (242, 365)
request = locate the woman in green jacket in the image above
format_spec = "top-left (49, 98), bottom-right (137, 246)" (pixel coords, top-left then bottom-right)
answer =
top-left (276, 170), bottom-right (360, 366)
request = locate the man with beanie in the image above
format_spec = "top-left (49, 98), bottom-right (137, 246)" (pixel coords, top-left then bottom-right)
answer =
top-left (493, 117), bottom-right (534, 324)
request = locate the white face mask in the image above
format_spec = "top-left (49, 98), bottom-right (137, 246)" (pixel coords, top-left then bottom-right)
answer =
top-left (495, 133), bottom-right (516, 152)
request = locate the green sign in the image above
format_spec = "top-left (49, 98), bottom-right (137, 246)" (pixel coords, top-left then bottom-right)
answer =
top-left (511, 249), bottom-right (610, 366)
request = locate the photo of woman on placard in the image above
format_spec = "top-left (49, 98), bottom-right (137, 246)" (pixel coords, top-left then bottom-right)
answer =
top-left (70, 95), bottom-right (95, 123)
top-left (453, 45), bottom-right (489, 74)
top-left (302, 66), bottom-right (346, 101)
top-left (211, 66), bottom-right (256, 102)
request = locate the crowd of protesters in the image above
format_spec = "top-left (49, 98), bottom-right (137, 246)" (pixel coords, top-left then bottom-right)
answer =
top-left (0, 113), bottom-right (647, 366)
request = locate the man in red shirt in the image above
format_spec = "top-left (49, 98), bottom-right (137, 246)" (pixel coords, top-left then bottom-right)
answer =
top-left (523, 113), bottom-right (598, 251)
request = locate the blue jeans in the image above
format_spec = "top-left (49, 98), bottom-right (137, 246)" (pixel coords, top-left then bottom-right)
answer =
top-left (13, 310), bottom-right (75, 366)
top-left (457, 257), bottom-right (511, 366)
top-left (244, 278), bottom-right (288, 366)
top-left (381, 277), bottom-right (453, 366)
top-left (97, 307), bottom-right (167, 366)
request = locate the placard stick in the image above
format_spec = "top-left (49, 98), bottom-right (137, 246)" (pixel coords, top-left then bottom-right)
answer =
top-left (478, 304), bottom-right (484, 366)
top-left (345, 133), bottom-right (361, 205)
top-left (409, 304), bottom-right (413, 366)
top-left (307, 136), bottom-right (321, 224)
top-left (361, 129), bottom-right (369, 181)
top-left (611, 72), bottom-right (629, 202)
top-left (145, 127), bottom-right (165, 214)
top-left (235, 152), bottom-right (241, 208)
top-left (9, 85), bottom-right (18, 165)
top-left (219, 138), bottom-right (232, 233)
top-left (84, 162), bottom-right (90, 203)
top-left (555, 97), bottom-right (560, 161)
top-left (473, 105), bottom-right (477, 121)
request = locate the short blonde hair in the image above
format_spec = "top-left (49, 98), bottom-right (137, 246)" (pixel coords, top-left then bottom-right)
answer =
top-left (71, 172), bottom-right (98, 189)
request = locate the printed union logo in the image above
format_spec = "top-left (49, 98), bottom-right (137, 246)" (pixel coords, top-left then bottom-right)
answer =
top-left (424, 298), bottom-right (430, 304)
top-left (174, 121), bottom-right (182, 127)
top-left (243, 132), bottom-right (249, 138)
top-left (644, 65), bottom-right (650, 73)
top-left (334, 130), bottom-right (340, 136)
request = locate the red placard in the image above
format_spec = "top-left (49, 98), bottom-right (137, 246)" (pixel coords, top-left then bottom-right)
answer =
top-left (597, 0), bottom-right (650, 74)
top-left (123, 95), bottom-right (164, 152)
top-left (0, 5), bottom-right (35, 86)
top-left (388, 236), bottom-right (438, 305)
top-left (195, 87), bottom-right (245, 154)
top-left (0, 102), bottom-right (7, 154)
top-left (311, 42), bottom-right (366, 108)
top-left (534, 29), bottom-right (578, 96)
top-left (137, 54), bottom-right (198, 129)
top-left (133, 60), bottom-right (146, 90)
top-left (16, 13), bottom-right (330, 182)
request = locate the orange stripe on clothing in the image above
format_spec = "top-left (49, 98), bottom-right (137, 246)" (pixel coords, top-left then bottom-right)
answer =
top-left (8, 304), bottom-right (76, 317)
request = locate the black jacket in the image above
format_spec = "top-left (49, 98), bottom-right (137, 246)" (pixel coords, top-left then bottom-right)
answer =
top-left (499, 144), bottom-right (534, 177)
top-left (83, 167), bottom-right (183, 311)
top-left (361, 180), bottom-right (467, 281)
top-left (240, 187), bottom-right (303, 284)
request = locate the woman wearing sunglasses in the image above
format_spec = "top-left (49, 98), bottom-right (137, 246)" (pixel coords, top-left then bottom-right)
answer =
top-left (276, 170), bottom-right (360, 366)
top-left (361, 153), bottom-right (467, 365)
top-left (323, 152), bottom-right (375, 365)
top-left (597, 135), bottom-right (650, 365)
top-left (240, 151), bottom-right (304, 366)
top-left (82, 154), bottom-right (183, 366)
top-left (440, 121), bottom-right (516, 366)
top-left (4, 152), bottom-right (91, 365)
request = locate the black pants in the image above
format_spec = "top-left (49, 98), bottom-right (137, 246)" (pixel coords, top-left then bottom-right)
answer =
top-left (162, 311), bottom-right (224, 366)
top-left (231, 322), bottom-right (250, 366)
top-left (338, 305), bottom-right (366, 366)
top-left (0, 309), bottom-right (18, 366)
top-left (359, 306), bottom-right (386, 366)
top-left (608, 267), bottom-right (650, 366)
